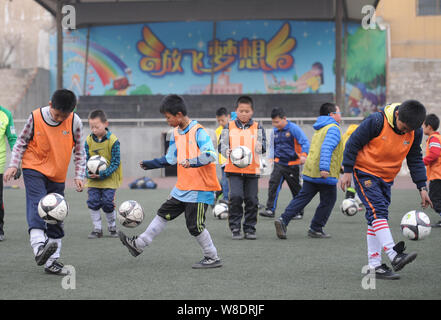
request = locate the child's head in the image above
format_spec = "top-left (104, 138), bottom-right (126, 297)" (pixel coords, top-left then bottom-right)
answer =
top-left (320, 102), bottom-right (341, 123)
top-left (235, 95), bottom-right (254, 124)
top-left (88, 109), bottom-right (108, 139)
top-left (396, 100), bottom-right (426, 133)
top-left (159, 94), bottom-right (188, 127)
top-left (216, 107), bottom-right (230, 127)
top-left (271, 107), bottom-right (288, 130)
top-left (423, 113), bottom-right (439, 136)
top-left (49, 89), bottom-right (77, 122)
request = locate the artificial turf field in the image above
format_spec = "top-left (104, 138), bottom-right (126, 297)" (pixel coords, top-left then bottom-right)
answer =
top-left (0, 186), bottom-right (440, 300)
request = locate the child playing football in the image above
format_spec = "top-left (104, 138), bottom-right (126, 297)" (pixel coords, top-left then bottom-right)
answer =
top-left (340, 101), bottom-right (432, 280)
top-left (85, 109), bottom-right (122, 239)
top-left (118, 94), bottom-right (222, 269)
top-left (219, 95), bottom-right (267, 240)
top-left (422, 113), bottom-right (441, 228)
top-left (3, 89), bottom-right (86, 275)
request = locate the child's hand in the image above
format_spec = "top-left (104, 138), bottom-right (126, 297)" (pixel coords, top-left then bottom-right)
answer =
top-left (3, 167), bottom-right (17, 183)
top-left (74, 179), bottom-right (84, 192)
top-left (420, 189), bottom-right (433, 209)
top-left (89, 173), bottom-right (100, 179)
top-left (140, 161), bottom-right (148, 170)
top-left (320, 170), bottom-right (329, 179)
top-left (179, 160), bottom-right (190, 168)
top-left (339, 173), bottom-right (352, 192)
top-left (300, 156), bottom-right (307, 165)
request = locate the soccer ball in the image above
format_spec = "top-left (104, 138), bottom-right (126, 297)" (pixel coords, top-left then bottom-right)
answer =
top-left (87, 155), bottom-right (108, 175)
top-left (37, 193), bottom-right (69, 224)
top-left (213, 203), bottom-right (228, 220)
top-left (400, 210), bottom-right (431, 240)
top-left (230, 146), bottom-right (253, 168)
top-left (117, 200), bottom-right (144, 228)
top-left (340, 198), bottom-right (359, 216)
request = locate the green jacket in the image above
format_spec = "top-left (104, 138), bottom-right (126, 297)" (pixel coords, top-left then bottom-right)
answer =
top-left (0, 106), bottom-right (17, 174)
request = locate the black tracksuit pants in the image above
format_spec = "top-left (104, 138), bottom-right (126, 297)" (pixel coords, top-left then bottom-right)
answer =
top-left (227, 173), bottom-right (259, 234)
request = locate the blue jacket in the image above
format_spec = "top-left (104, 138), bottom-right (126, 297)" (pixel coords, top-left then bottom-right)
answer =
top-left (269, 120), bottom-right (310, 166)
top-left (342, 107), bottom-right (426, 188)
top-left (303, 116), bottom-right (341, 185)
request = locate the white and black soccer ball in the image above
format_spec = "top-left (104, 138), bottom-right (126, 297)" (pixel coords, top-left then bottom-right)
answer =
top-left (340, 198), bottom-right (359, 216)
top-left (230, 146), bottom-right (253, 168)
top-left (213, 203), bottom-right (229, 220)
top-left (400, 210), bottom-right (431, 240)
top-left (87, 155), bottom-right (108, 175)
top-left (37, 193), bottom-right (69, 224)
top-left (117, 200), bottom-right (144, 228)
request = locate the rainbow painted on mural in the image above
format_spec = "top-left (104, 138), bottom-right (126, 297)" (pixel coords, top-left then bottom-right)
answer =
top-left (65, 39), bottom-right (129, 86)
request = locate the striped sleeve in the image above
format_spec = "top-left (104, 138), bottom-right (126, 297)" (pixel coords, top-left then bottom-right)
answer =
top-left (72, 114), bottom-right (86, 180)
top-left (8, 113), bottom-right (33, 168)
top-left (423, 135), bottom-right (441, 165)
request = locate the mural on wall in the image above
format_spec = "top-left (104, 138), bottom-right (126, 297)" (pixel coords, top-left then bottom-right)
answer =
top-left (344, 25), bottom-right (386, 116)
top-left (50, 20), bottom-right (386, 113)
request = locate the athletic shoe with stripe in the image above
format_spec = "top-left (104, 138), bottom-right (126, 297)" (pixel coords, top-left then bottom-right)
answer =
top-left (35, 240), bottom-right (58, 266)
top-left (192, 256), bottom-right (222, 269)
top-left (391, 241), bottom-right (417, 272)
top-left (118, 230), bottom-right (143, 257)
top-left (45, 260), bottom-right (70, 276)
top-left (371, 264), bottom-right (400, 280)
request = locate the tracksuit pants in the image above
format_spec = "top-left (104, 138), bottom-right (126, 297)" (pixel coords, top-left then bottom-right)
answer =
top-left (266, 163), bottom-right (302, 213)
top-left (281, 180), bottom-right (336, 232)
top-left (227, 174), bottom-right (258, 233)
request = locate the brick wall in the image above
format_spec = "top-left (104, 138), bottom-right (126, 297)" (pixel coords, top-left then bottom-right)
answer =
top-left (387, 59), bottom-right (441, 114)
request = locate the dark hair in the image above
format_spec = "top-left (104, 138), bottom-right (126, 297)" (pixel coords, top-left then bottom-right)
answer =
top-left (398, 100), bottom-right (426, 130)
top-left (88, 109), bottom-right (108, 123)
top-left (425, 113), bottom-right (440, 131)
top-left (236, 95), bottom-right (253, 109)
top-left (319, 102), bottom-right (337, 116)
top-left (271, 107), bottom-right (286, 119)
top-left (51, 89), bottom-right (77, 113)
top-left (159, 94), bottom-right (187, 116)
top-left (216, 107), bottom-right (228, 117)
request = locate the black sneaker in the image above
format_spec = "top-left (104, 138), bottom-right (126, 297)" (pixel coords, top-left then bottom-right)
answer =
top-left (371, 264), bottom-right (400, 280)
top-left (274, 217), bottom-right (287, 239)
top-left (0, 234), bottom-right (4, 241)
top-left (192, 256), bottom-right (222, 269)
top-left (232, 230), bottom-right (244, 240)
top-left (259, 209), bottom-right (275, 218)
top-left (108, 226), bottom-right (118, 238)
top-left (307, 229), bottom-right (331, 238)
top-left (35, 240), bottom-right (58, 266)
top-left (118, 231), bottom-right (143, 257)
top-left (431, 220), bottom-right (441, 228)
top-left (88, 229), bottom-right (103, 239)
top-left (44, 260), bottom-right (70, 276)
top-left (244, 232), bottom-right (257, 240)
top-left (391, 241), bottom-right (417, 272)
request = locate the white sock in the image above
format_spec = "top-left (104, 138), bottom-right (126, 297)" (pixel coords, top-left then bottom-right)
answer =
top-left (367, 226), bottom-right (381, 268)
top-left (45, 238), bottom-right (62, 267)
top-left (105, 210), bottom-right (117, 229)
top-left (90, 209), bottom-right (102, 230)
top-left (135, 215), bottom-right (167, 249)
top-left (30, 229), bottom-right (47, 256)
top-left (195, 229), bottom-right (218, 260)
top-left (372, 219), bottom-right (397, 261)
